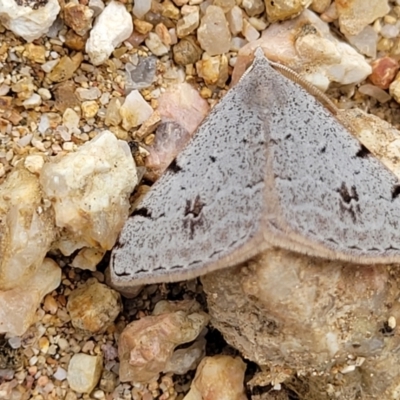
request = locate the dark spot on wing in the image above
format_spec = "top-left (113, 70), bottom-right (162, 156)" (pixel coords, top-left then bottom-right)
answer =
top-left (168, 159), bottom-right (182, 173)
top-left (338, 183), bottom-right (359, 204)
top-left (356, 144), bottom-right (371, 158)
top-left (392, 185), bottom-right (400, 200)
top-left (134, 207), bottom-right (152, 218)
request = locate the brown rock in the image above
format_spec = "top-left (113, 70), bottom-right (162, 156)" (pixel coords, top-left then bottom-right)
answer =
top-left (369, 57), bottom-right (399, 89)
top-left (133, 19), bottom-right (153, 35)
top-left (265, 0), bottom-right (312, 23)
top-left (135, 110), bottom-right (161, 139)
top-left (48, 53), bottom-right (83, 83)
top-left (24, 43), bottom-right (46, 64)
top-left (196, 54), bottom-right (229, 87)
top-left (67, 278), bottom-right (122, 334)
top-left (155, 22), bottom-right (172, 45)
top-left (54, 81), bottom-right (80, 113)
top-left (160, 0), bottom-right (180, 20)
top-left (64, 2), bottom-right (94, 36)
top-left (105, 97), bottom-right (123, 127)
top-left (202, 248), bottom-right (400, 399)
top-left (64, 29), bottom-right (88, 52)
top-left (125, 30), bottom-right (148, 47)
top-left (173, 36), bottom-right (203, 65)
top-left (118, 302), bottom-right (209, 382)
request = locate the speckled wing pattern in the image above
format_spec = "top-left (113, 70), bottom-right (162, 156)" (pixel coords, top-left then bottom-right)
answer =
top-left (111, 49), bottom-right (400, 287)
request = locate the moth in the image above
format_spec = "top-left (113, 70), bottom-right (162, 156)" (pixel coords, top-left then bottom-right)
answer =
top-left (110, 48), bottom-right (400, 287)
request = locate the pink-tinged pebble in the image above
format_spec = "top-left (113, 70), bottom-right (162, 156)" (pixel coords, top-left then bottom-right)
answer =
top-left (369, 57), bottom-right (399, 89)
top-left (145, 82), bottom-right (210, 179)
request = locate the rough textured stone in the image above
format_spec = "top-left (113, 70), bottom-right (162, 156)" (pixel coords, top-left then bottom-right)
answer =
top-left (233, 10), bottom-right (371, 90)
top-left (265, 0), bottom-right (312, 23)
top-left (67, 278), bottom-right (122, 334)
top-left (173, 36), bottom-right (203, 65)
top-left (0, 167), bottom-right (55, 290)
top-left (0, 258), bottom-right (61, 336)
top-left (64, 29), bottom-right (88, 51)
top-left (24, 43), bottom-right (46, 64)
top-left (118, 300), bottom-right (209, 383)
top-left (0, 0), bottom-right (60, 42)
top-left (183, 356), bottom-right (247, 400)
top-left (176, 5), bottom-right (199, 38)
top-left (202, 246), bottom-right (400, 399)
top-left (145, 32), bottom-right (170, 56)
top-left (86, 1), bottom-right (133, 66)
top-left (63, 3), bottom-right (94, 36)
top-left (336, 0), bottom-right (390, 36)
top-left (196, 54), bottom-right (229, 87)
top-left (40, 130), bottom-right (137, 255)
top-left (67, 353), bottom-right (103, 393)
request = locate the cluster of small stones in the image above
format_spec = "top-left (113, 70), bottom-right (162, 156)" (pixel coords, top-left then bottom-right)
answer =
top-left (1, 0), bottom-right (400, 399)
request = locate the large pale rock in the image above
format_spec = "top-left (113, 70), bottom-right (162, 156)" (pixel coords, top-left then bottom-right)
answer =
top-left (335, 0), bottom-right (390, 36)
top-left (233, 10), bottom-right (371, 90)
top-left (183, 356), bottom-right (247, 400)
top-left (67, 353), bottom-right (103, 393)
top-left (0, 167), bottom-right (55, 290)
top-left (40, 130), bottom-right (137, 256)
top-left (0, 258), bottom-right (61, 336)
top-left (118, 300), bottom-right (209, 383)
top-left (0, 0), bottom-right (60, 42)
top-left (86, 1), bottom-right (133, 66)
top-left (202, 249), bottom-right (400, 399)
top-left (67, 278), bottom-right (122, 334)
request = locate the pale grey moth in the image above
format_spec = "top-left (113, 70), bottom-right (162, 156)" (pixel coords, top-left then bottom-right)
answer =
top-left (110, 48), bottom-right (400, 287)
